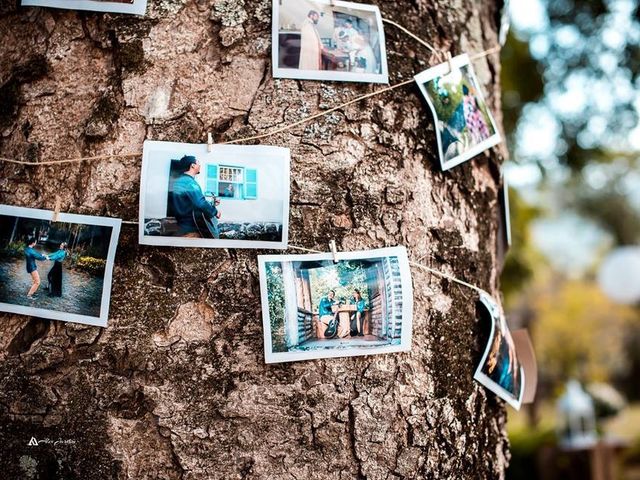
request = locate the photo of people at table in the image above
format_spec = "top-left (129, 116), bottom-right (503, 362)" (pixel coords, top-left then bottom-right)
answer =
top-left (273, 0), bottom-right (389, 83)
top-left (259, 247), bottom-right (413, 363)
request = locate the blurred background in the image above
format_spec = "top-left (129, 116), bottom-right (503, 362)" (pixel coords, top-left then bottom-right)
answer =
top-left (499, 0), bottom-right (640, 478)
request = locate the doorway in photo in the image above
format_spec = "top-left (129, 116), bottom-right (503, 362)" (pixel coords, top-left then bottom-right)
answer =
top-left (259, 247), bottom-right (413, 363)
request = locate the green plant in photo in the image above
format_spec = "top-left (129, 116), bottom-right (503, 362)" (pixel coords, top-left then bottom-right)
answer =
top-left (266, 262), bottom-right (287, 353)
top-left (1, 241), bottom-right (26, 258)
top-left (426, 78), bottom-right (463, 123)
top-left (75, 256), bottom-right (107, 276)
top-left (308, 261), bottom-right (370, 310)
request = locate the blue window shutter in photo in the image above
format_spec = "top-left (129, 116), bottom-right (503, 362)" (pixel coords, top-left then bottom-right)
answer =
top-left (206, 165), bottom-right (218, 195)
top-left (245, 169), bottom-right (258, 199)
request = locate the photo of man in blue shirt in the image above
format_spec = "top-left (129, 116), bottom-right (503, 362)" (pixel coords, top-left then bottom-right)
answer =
top-left (171, 155), bottom-right (221, 238)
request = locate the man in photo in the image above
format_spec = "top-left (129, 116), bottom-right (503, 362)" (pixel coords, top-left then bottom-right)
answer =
top-left (24, 236), bottom-right (48, 299)
top-left (299, 10), bottom-right (323, 70)
top-left (172, 155), bottom-right (221, 238)
top-left (318, 289), bottom-right (337, 335)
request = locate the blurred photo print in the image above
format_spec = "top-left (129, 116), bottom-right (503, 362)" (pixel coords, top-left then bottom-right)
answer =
top-left (474, 291), bottom-right (524, 409)
top-left (259, 246), bottom-right (413, 363)
top-left (21, 0), bottom-right (147, 15)
top-left (272, 0), bottom-right (389, 83)
top-left (139, 141), bottom-right (290, 249)
top-left (0, 205), bottom-right (121, 327)
top-left (415, 54), bottom-right (501, 170)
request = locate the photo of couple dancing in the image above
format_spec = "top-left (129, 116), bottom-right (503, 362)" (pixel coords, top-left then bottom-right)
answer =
top-left (23, 237), bottom-right (68, 300)
top-left (22, 0), bottom-right (147, 15)
top-left (274, 0), bottom-right (388, 83)
top-left (0, 206), bottom-right (120, 326)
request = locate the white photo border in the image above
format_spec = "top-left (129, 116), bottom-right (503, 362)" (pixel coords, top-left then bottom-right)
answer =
top-left (139, 140), bottom-right (291, 250)
top-left (272, 0), bottom-right (389, 84)
top-left (414, 53), bottom-right (502, 171)
top-left (259, 246), bottom-right (413, 363)
top-left (501, 175), bottom-right (512, 247)
top-left (473, 292), bottom-right (524, 410)
top-left (0, 204), bottom-right (121, 328)
top-left (22, 0), bottom-right (147, 15)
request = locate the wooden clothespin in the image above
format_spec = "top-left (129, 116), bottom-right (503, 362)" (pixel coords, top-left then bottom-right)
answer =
top-left (52, 195), bottom-right (61, 223)
top-left (207, 132), bottom-right (213, 153)
top-left (444, 51), bottom-right (454, 75)
top-left (329, 239), bottom-right (338, 263)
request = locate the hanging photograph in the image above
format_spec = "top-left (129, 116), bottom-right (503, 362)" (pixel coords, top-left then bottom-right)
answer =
top-left (474, 291), bottom-right (524, 410)
top-left (500, 175), bottom-right (512, 247)
top-left (259, 246), bottom-right (413, 363)
top-left (139, 141), bottom-right (290, 249)
top-left (0, 205), bottom-right (121, 328)
top-left (272, 0), bottom-right (389, 84)
top-left (414, 53), bottom-right (501, 170)
top-left (497, 174), bottom-right (512, 266)
top-left (21, 0), bottom-right (147, 15)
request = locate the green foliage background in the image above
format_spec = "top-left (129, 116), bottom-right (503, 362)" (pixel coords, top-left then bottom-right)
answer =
top-left (309, 261), bottom-right (371, 311)
top-left (423, 68), bottom-right (495, 134)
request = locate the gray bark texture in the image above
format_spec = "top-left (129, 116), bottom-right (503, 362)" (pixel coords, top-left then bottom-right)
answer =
top-left (0, 0), bottom-right (510, 478)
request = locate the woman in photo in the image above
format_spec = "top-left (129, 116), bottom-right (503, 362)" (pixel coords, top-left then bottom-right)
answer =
top-left (462, 84), bottom-right (490, 144)
top-left (47, 242), bottom-right (67, 297)
top-left (350, 289), bottom-right (368, 336)
top-left (24, 236), bottom-right (48, 299)
top-left (352, 32), bottom-right (377, 73)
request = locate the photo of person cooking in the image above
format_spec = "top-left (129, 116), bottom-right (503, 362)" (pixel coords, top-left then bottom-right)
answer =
top-left (274, 0), bottom-right (388, 83)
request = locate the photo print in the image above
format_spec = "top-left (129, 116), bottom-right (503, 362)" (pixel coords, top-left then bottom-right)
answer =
top-left (139, 141), bottom-right (290, 249)
top-left (272, 0), bottom-right (389, 84)
top-left (22, 0), bottom-right (147, 15)
top-left (474, 291), bottom-right (524, 409)
top-left (259, 246), bottom-right (413, 363)
top-left (497, 175), bottom-right (512, 266)
top-left (414, 53), bottom-right (501, 170)
top-left (0, 205), bottom-right (121, 327)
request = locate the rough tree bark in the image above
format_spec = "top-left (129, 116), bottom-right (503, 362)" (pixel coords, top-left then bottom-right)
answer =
top-left (0, 0), bottom-right (510, 478)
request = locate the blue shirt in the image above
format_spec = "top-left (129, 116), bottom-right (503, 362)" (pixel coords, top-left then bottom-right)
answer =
top-left (24, 246), bottom-right (46, 273)
top-left (350, 298), bottom-right (367, 313)
top-left (318, 297), bottom-right (335, 316)
top-left (448, 103), bottom-right (466, 132)
top-left (48, 250), bottom-right (67, 262)
top-left (172, 174), bottom-right (218, 234)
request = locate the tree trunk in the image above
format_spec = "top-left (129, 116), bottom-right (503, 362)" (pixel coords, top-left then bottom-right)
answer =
top-left (0, 1), bottom-right (509, 478)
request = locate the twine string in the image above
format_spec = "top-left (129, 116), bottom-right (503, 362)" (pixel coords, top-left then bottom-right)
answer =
top-left (53, 219), bottom-right (486, 295)
top-left (286, 244), bottom-right (485, 295)
top-left (2, 16), bottom-right (499, 297)
top-left (0, 20), bottom-right (500, 167)
top-left (381, 18), bottom-right (442, 59)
